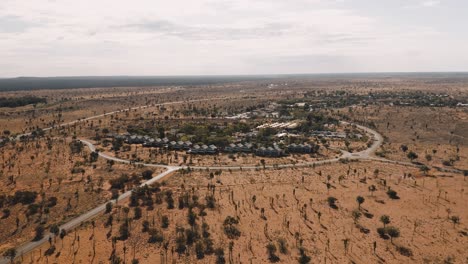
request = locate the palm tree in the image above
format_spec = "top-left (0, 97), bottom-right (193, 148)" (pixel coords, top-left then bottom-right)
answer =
top-left (380, 215), bottom-right (390, 228)
top-left (356, 196), bottom-right (365, 210)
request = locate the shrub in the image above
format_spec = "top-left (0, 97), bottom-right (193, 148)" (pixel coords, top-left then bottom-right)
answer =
top-left (396, 246), bottom-right (413, 257)
top-left (148, 229), bottom-right (164, 244)
top-left (11, 191), bottom-right (37, 205)
top-left (105, 202), bottom-right (113, 214)
top-left (223, 216), bottom-right (241, 239)
top-left (142, 170), bottom-right (153, 180)
top-left (327, 197), bottom-right (338, 209)
top-left (161, 215), bottom-right (169, 229)
top-left (386, 189), bottom-right (399, 199)
top-left (195, 241), bottom-right (205, 259)
top-left (34, 225), bottom-right (45, 241)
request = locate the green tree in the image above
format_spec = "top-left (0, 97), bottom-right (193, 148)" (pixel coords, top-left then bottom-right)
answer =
top-left (34, 225), bottom-right (45, 241)
top-left (161, 215), bottom-right (169, 229)
top-left (266, 243), bottom-right (280, 262)
top-left (356, 196), bottom-right (365, 210)
top-left (386, 226), bottom-right (400, 243)
top-left (298, 247), bottom-right (311, 264)
top-left (380, 215), bottom-right (390, 228)
top-left (195, 241), bottom-right (205, 259)
top-left (105, 202), bottom-right (113, 214)
top-left (407, 151), bottom-right (418, 161)
top-left (119, 221), bottom-right (130, 240)
top-left (133, 207), bottom-right (142, 220)
top-left (327, 197), bottom-right (338, 209)
top-left (420, 165), bottom-right (430, 175)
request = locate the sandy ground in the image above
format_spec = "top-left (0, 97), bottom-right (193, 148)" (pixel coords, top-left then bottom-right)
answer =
top-left (21, 161), bottom-right (468, 264)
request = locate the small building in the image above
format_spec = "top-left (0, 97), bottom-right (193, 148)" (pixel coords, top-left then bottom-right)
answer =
top-left (224, 143), bottom-right (253, 153)
top-left (187, 144), bottom-right (218, 155)
top-left (288, 143), bottom-right (312, 154)
top-left (256, 145), bottom-right (284, 157)
top-left (126, 135), bottom-right (145, 144)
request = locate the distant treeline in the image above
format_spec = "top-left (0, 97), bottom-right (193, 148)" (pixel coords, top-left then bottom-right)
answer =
top-left (1, 73), bottom-right (467, 92)
top-left (0, 96), bottom-right (46, 108)
top-left (0, 76), bottom-right (277, 91)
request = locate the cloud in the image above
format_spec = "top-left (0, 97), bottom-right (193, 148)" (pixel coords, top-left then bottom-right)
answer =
top-left (0, 0), bottom-right (466, 77)
top-left (421, 0), bottom-right (440, 7)
top-left (405, 0), bottom-right (441, 9)
top-left (121, 20), bottom-right (293, 40)
top-left (0, 15), bottom-right (36, 33)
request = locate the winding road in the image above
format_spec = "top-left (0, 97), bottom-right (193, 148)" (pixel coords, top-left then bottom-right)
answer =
top-left (0, 98), bottom-right (404, 264)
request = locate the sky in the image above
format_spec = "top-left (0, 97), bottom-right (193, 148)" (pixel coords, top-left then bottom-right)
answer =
top-left (1, 0), bottom-right (467, 77)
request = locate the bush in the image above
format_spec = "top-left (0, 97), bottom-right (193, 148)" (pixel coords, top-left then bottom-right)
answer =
top-left (396, 246), bottom-right (413, 257)
top-left (215, 248), bottom-right (226, 264)
top-left (386, 189), bottom-right (399, 199)
top-left (133, 207), bottom-right (142, 220)
top-left (11, 191), bottom-right (37, 205)
top-left (148, 229), bottom-right (164, 244)
top-left (195, 241), bottom-right (205, 259)
top-left (377, 227), bottom-right (388, 238)
top-left (34, 225), bottom-right (45, 241)
top-left (161, 215), bottom-right (169, 229)
top-left (142, 170), bottom-right (153, 180)
top-left (278, 238), bottom-right (288, 254)
top-left (327, 197), bottom-right (338, 209)
top-left (298, 247), bottom-right (311, 264)
top-left (223, 216), bottom-right (241, 239)
top-left (109, 174), bottom-right (130, 190)
top-left (105, 202), bottom-right (113, 214)
top-left (118, 221), bottom-right (130, 240)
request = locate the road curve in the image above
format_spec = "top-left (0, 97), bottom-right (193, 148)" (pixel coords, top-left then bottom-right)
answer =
top-left (2, 99), bottom-right (388, 263)
top-left (77, 120), bottom-right (386, 171)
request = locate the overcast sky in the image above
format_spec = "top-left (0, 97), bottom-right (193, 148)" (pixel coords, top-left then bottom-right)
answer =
top-left (1, 0), bottom-right (467, 77)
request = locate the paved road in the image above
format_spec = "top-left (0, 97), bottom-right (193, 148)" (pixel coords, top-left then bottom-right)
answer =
top-left (0, 99), bottom-right (390, 264)
top-left (78, 120), bottom-right (386, 171)
top-left (0, 167), bottom-right (178, 264)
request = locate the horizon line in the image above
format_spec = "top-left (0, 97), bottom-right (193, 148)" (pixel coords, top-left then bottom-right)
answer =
top-left (2, 71), bottom-right (468, 79)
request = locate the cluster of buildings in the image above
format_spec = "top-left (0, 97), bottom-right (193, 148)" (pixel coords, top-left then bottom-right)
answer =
top-left (256, 121), bottom-right (299, 130)
top-left (255, 146), bottom-right (284, 157)
top-left (311, 131), bottom-right (347, 139)
top-left (287, 143), bottom-right (314, 153)
top-left (113, 133), bottom-right (317, 158)
top-left (187, 144), bottom-right (218, 154)
top-left (254, 143), bottom-right (314, 157)
top-left (224, 143), bottom-right (253, 153)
